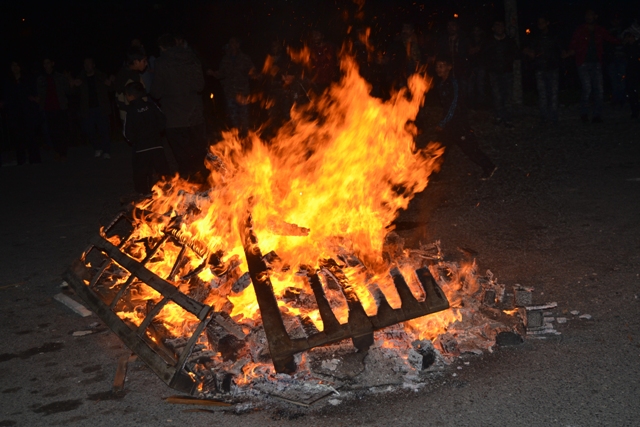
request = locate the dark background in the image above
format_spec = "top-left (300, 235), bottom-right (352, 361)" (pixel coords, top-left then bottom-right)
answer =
top-left (2, 0), bottom-right (639, 77)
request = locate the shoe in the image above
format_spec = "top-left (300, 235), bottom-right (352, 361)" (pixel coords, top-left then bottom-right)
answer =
top-left (504, 121), bottom-right (514, 129)
top-left (94, 150), bottom-right (103, 157)
top-left (102, 153), bottom-right (111, 159)
top-left (580, 114), bottom-right (589, 123)
top-left (481, 166), bottom-right (497, 180)
top-left (591, 116), bottom-right (602, 124)
top-left (493, 118), bottom-right (503, 126)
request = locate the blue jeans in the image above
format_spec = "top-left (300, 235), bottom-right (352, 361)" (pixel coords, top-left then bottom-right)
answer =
top-left (489, 72), bottom-right (513, 121)
top-left (535, 69), bottom-right (559, 122)
top-left (577, 62), bottom-right (604, 117)
top-left (607, 59), bottom-right (626, 105)
top-left (82, 106), bottom-right (111, 153)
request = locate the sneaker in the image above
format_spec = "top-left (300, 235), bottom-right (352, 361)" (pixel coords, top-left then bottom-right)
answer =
top-left (481, 166), bottom-right (497, 180)
top-left (591, 116), bottom-right (603, 124)
top-left (580, 114), bottom-right (589, 123)
top-left (94, 150), bottom-right (103, 157)
top-left (102, 153), bottom-right (111, 159)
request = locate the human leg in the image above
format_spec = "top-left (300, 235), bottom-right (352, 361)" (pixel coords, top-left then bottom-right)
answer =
top-left (548, 69), bottom-right (559, 123)
top-left (535, 71), bottom-right (548, 121)
top-left (489, 72), bottom-right (503, 122)
top-left (577, 64), bottom-right (592, 118)
top-left (591, 63), bottom-right (604, 118)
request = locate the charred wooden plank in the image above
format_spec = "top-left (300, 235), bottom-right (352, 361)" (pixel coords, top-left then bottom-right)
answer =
top-left (238, 214), bottom-right (297, 374)
top-left (64, 259), bottom-right (197, 394)
top-left (305, 273), bottom-right (341, 335)
top-left (320, 259), bottom-right (374, 351)
top-left (90, 235), bottom-right (210, 320)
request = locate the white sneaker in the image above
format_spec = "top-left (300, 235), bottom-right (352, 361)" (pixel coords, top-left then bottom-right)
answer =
top-left (102, 153), bottom-right (111, 159)
top-left (94, 150), bottom-right (103, 157)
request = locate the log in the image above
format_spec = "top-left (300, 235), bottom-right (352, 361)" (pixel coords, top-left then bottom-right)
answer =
top-left (164, 396), bottom-right (231, 407)
top-left (54, 293), bottom-right (93, 317)
top-left (112, 354), bottom-right (130, 393)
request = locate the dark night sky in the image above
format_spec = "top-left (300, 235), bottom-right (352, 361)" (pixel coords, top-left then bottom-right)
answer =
top-left (1, 0), bottom-right (639, 77)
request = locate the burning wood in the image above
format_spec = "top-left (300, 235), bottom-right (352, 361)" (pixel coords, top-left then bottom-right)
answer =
top-left (64, 53), bottom-right (526, 403)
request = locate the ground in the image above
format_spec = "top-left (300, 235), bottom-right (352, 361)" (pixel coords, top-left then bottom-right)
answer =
top-left (0, 104), bottom-right (639, 426)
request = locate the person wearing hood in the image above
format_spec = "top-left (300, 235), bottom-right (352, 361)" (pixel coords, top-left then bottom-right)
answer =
top-left (150, 33), bottom-right (206, 178)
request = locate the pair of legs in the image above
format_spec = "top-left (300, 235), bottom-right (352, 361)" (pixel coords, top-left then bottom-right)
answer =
top-left (82, 106), bottom-right (111, 155)
top-left (489, 71), bottom-right (513, 124)
top-left (608, 59), bottom-right (626, 107)
top-left (224, 91), bottom-right (250, 136)
top-left (535, 69), bottom-right (559, 123)
top-left (43, 109), bottom-right (70, 158)
top-left (165, 123), bottom-right (208, 178)
top-left (577, 62), bottom-right (604, 120)
top-left (7, 116), bottom-right (41, 165)
top-left (132, 148), bottom-right (170, 194)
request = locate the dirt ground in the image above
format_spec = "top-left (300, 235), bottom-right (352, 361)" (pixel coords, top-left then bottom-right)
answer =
top-left (1, 104), bottom-right (639, 427)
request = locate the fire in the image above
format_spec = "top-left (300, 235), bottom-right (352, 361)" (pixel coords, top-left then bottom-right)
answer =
top-left (110, 51), bottom-right (453, 352)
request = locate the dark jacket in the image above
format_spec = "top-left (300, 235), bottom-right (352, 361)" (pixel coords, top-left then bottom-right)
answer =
top-left (436, 75), bottom-right (469, 136)
top-left (485, 36), bottom-right (518, 74)
top-left (569, 24), bottom-right (620, 66)
top-left (78, 70), bottom-right (111, 116)
top-left (217, 51), bottom-right (255, 97)
top-left (123, 98), bottom-right (166, 152)
top-left (150, 46), bottom-right (204, 128)
top-left (114, 67), bottom-right (143, 119)
top-left (528, 31), bottom-right (562, 71)
top-left (36, 71), bottom-right (70, 110)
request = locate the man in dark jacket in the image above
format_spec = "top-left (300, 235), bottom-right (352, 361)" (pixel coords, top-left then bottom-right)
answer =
top-left (435, 55), bottom-right (496, 180)
top-left (524, 16), bottom-right (562, 123)
top-left (2, 60), bottom-right (41, 165)
top-left (210, 37), bottom-right (256, 136)
top-left (37, 57), bottom-right (71, 160)
top-left (566, 9), bottom-right (620, 123)
top-left (484, 20), bottom-right (518, 128)
top-left (150, 33), bottom-right (206, 178)
top-left (75, 57), bottom-right (114, 158)
top-left (123, 82), bottom-right (169, 195)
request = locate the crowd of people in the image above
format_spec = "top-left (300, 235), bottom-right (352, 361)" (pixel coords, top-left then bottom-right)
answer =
top-left (1, 8), bottom-right (639, 192)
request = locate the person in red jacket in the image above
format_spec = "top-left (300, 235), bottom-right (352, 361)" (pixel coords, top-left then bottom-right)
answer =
top-left (565, 9), bottom-right (620, 123)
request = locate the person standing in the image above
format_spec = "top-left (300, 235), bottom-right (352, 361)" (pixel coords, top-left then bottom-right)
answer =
top-left (123, 82), bottom-right (169, 195)
top-left (524, 16), bottom-right (562, 124)
top-left (75, 57), bottom-right (114, 158)
top-left (2, 60), bottom-right (41, 165)
top-left (150, 33), bottom-right (206, 178)
top-left (623, 31), bottom-right (640, 119)
top-left (37, 57), bottom-right (71, 161)
top-left (565, 9), bottom-right (620, 123)
top-left (210, 37), bottom-right (256, 136)
top-left (437, 20), bottom-right (470, 101)
top-left (434, 55), bottom-right (497, 180)
top-left (484, 21), bottom-right (518, 128)
top-left (467, 25), bottom-right (488, 108)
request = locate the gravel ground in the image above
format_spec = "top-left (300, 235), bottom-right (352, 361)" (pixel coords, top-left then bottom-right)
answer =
top-left (1, 104), bottom-right (639, 426)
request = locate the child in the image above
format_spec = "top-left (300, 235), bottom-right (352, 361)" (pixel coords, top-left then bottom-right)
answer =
top-left (123, 81), bottom-right (170, 195)
top-left (434, 54), bottom-right (497, 180)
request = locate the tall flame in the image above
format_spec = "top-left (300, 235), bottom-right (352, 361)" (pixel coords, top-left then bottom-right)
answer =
top-left (122, 54), bottom-right (445, 335)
